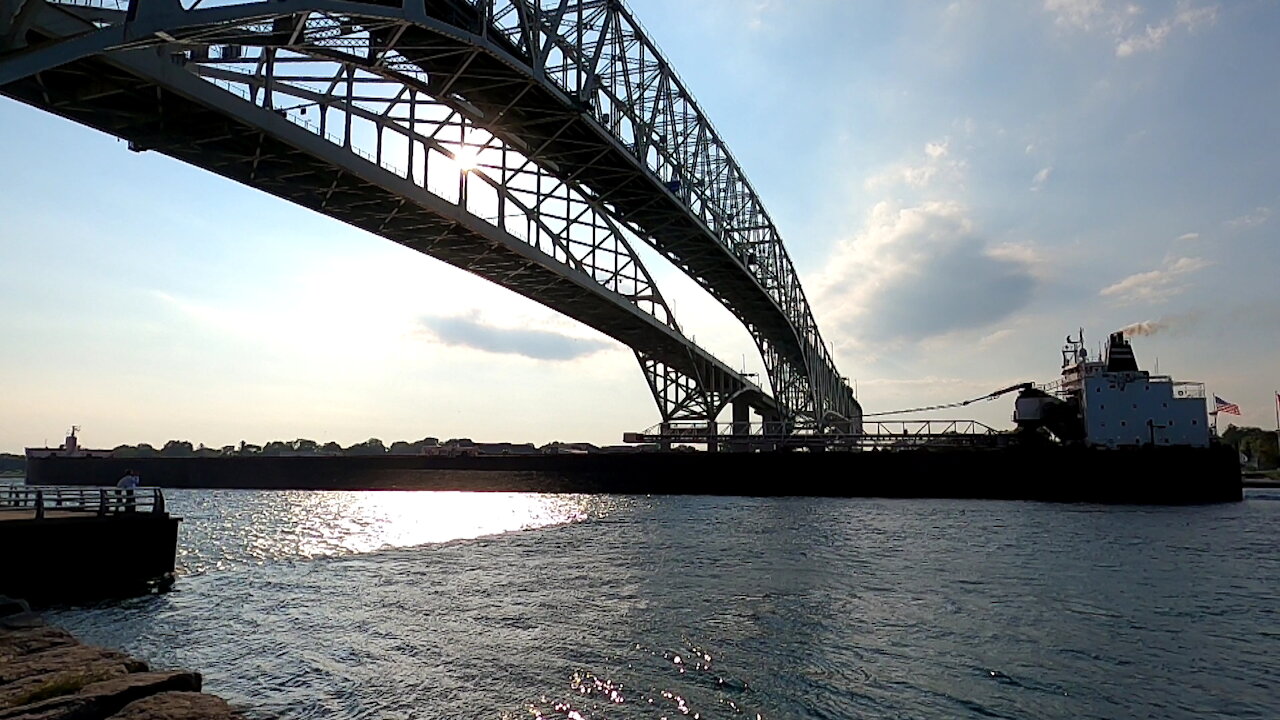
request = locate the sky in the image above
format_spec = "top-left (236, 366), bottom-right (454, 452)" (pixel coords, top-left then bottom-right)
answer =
top-left (2, 0), bottom-right (1279, 452)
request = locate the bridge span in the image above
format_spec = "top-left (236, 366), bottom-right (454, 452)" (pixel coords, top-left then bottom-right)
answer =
top-left (0, 0), bottom-right (861, 438)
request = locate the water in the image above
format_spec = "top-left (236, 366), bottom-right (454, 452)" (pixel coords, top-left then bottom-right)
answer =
top-left (48, 489), bottom-right (1280, 719)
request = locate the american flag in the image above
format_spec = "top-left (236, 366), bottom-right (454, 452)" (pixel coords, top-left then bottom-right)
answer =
top-left (1213, 395), bottom-right (1241, 415)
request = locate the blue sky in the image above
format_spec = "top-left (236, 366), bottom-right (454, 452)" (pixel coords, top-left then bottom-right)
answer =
top-left (2, 0), bottom-right (1278, 451)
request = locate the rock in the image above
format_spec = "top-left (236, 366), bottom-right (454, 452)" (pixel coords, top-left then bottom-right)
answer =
top-left (0, 694), bottom-right (88, 720)
top-left (0, 644), bottom-right (152, 710)
top-left (0, 671), bottom-right (202, 720)
top-left (109, 691), bottom-right (242, 720)
top-left (0, 599), bottom-right (30, 619)
top-left (0, 644), bottom-right (147, 687)
top-left (0, 627), bottom-right (77, 663)
top-left (0, 615), bottom-right (45, 632)
top-left (0, 620), bottom-right (245, 720)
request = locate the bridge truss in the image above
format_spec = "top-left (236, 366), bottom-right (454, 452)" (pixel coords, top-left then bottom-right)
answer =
top-left (0, 0), bottom-right (861, 434)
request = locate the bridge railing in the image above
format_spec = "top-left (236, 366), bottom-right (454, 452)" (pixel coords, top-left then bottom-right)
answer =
top-left (0, 484), bottom-right (166, 518)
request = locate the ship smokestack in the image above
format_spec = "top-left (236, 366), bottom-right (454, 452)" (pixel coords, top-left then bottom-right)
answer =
top-left (1104, 332), bottom-right (1140, 372)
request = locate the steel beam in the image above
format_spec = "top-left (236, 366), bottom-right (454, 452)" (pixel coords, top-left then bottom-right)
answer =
top-left (0, 0), bottom-right (854, 431)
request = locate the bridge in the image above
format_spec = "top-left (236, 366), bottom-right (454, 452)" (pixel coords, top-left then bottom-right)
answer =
top-left (0, 0), bottom-right (861, 443)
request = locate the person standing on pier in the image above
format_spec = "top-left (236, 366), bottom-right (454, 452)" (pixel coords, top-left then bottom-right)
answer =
top-left (116, 469), bottom-right (140, 512)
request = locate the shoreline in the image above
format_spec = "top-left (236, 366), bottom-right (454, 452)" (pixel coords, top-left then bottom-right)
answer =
top-left (0, 596), bottom-right (248, 719)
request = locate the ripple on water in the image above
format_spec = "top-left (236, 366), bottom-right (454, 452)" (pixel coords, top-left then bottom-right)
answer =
top-left (46, 490), bottom-right (1280, 720)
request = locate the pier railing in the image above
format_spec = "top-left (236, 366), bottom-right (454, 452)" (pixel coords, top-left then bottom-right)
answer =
top-left (0, 484), bottom-right (166, 519)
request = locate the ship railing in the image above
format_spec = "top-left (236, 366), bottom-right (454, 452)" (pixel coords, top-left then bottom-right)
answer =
top-left (1170, 381), bottom-right (1206, 399)
top-left (1036, 378), bottom-right (1066, 395)
top-left (863, 420), bottom-right (1000, 436)
top-left (0, 484), bottom-right (166, 519)
top-left (624, 419), bottom-right (1004, 449)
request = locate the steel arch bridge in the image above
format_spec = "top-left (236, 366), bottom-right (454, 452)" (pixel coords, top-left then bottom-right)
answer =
top-left (1, 0), bottom-right (861, 438)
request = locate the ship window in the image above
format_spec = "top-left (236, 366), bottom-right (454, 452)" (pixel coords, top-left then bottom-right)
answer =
top-left (1192, 419), bottom-right (1198, 425)
top-left (1121, 421), bottom-right (1127, 427)
top-left (1133, 404), bottom-right (1138, 409)
top-left (1170, 420), bottom-right (1175, 426)
top-left (1163, 403), bottom-right (1167, 408)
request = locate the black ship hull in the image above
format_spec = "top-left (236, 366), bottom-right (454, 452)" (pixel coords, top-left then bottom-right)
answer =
top-left (24, 445), bottom-right (1242, 504)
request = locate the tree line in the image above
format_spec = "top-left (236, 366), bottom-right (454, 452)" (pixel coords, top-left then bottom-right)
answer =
top-left (0, 453), bottom-right (23, 475)
top-left (110, 437), bottom-right (461, 458)
top-left (1220, 425), bottom-right (1279, 470)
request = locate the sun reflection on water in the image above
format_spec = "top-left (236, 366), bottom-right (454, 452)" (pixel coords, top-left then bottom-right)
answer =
top-left (172, 490), bottom-right (615, 575)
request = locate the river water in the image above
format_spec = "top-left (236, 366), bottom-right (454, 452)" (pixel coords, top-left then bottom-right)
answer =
top-left (48, 489), bottom-right (1280, 719)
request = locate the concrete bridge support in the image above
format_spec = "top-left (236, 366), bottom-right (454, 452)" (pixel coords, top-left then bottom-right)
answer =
top-left (724, 399), bottom-right (752, 453)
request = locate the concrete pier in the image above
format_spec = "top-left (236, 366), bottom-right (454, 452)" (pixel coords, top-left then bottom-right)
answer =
top-left (0, 486), bottom-right (180, 605)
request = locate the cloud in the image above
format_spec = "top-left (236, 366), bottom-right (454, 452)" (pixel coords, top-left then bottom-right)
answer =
top-left (1043, 0), bottom-right (1108, 31)
top-left (1115, 3), bottom-right (1217, 57)
top-left (1043, 0), bottom-right (1139, 32)
top-left (864, 139), bottom-right (963, 192)
top-left (746, 0), bottom-right (774, 30)
top-left (1043, 0), bottom-right (1218, 57)
top-left (418, 313), bottom-right (611, 361)
top-left (1176, 232), bottom-right (1200, 241)
top-left (1031, 166), bottom-right (1054, 191)
top-left (979, 328), bottom-right (1016, 347)
top-left (1226, 206), bottom-right (1272, 229)
top-left (1099, 256), bottom-right (1211, 304)
top-left (815, 201), bottom-right (1038, 347)
top-left (1115, 22), bottom-right (1174, 57)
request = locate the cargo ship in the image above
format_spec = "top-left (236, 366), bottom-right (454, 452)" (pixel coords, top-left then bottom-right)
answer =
top-left (23, 331), bottom-right (1241, 503)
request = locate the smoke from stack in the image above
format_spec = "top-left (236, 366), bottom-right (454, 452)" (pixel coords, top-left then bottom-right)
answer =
top-left (1120, 320), bottom-right (1168, 338)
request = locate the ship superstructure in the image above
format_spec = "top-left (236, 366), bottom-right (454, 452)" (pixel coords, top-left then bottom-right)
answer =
top-left (25, 426), bottom-right (113, 460)
top-left (1016, 331), bottom-right (1210, 448)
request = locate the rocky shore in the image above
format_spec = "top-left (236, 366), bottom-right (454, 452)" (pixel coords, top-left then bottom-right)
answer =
top-left (0, 597), bottom-right (246, 719)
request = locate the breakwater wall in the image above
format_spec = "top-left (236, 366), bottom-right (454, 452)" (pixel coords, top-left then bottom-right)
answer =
top-left (27, 445), bottom-right (1242, 504)
top-left (0, 599), bottom-right (245, 719)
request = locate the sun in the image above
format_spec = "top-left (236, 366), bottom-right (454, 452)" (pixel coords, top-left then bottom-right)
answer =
top-left (453, 144), bottom-right (480, 172)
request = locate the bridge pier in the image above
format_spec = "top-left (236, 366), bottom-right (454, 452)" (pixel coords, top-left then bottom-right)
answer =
top-left (725, 399), bottom-right (751, 453)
